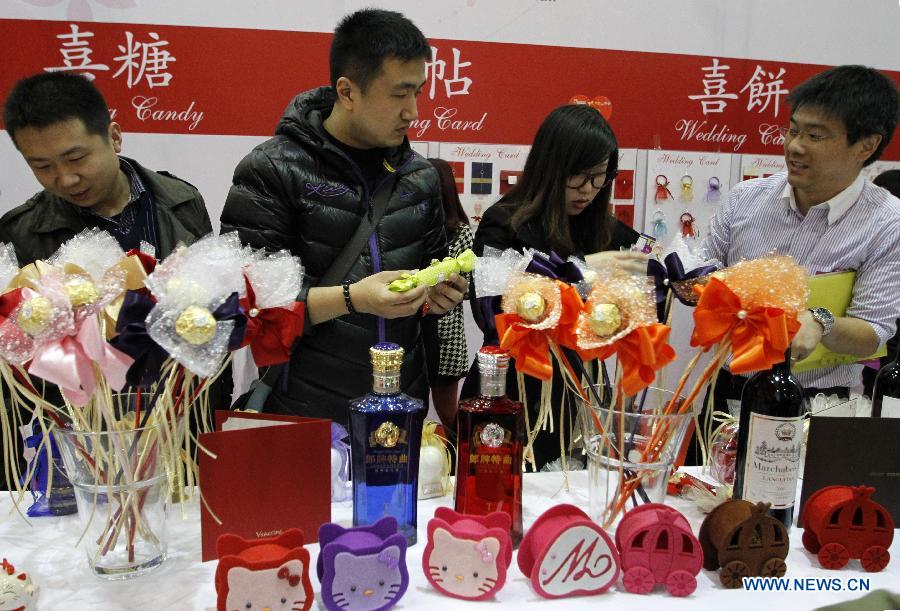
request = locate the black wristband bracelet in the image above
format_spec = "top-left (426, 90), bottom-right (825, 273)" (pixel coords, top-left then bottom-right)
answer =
top-left (342, 280), bottom-right (357, 314)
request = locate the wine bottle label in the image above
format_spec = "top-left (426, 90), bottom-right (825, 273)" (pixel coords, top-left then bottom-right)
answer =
top-left (741, 412), bottom-right (804, 509)
top-left (882, 396), bottom-right (900, 418)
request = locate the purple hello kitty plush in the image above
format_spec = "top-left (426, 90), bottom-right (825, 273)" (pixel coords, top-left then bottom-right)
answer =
top-left (317, 517), bottom-right (409, 611)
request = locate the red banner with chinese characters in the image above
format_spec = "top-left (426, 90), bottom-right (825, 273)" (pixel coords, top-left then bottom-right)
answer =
top-left (1, 18), bottom-right (898, 158)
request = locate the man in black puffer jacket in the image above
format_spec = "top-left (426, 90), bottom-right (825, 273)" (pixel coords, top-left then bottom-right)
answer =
top-left (221, 9), bottom-right (467, 424)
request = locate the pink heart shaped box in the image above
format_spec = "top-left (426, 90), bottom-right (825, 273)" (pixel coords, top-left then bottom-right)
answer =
top-left (517, 504), bottom-right (620, 598)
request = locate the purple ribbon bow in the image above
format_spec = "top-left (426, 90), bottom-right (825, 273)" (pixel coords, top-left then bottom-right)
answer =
top-left (475, 250), bottom-right (582, 342)
top-left (526, 251), bottom-right (583, 284)
top-left (647, 252), bottom-right (718, 321)
top-left (111, 290), bottom-right (169, 387)
top-left (213, 292), bottom-right (248, 351)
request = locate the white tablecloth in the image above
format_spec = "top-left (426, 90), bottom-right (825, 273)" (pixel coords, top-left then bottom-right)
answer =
top-left (1, 470), bottom-right (896, 610)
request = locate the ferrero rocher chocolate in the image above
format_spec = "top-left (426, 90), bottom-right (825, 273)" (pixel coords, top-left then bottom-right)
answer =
top-left (63, 276), bottom-right (100, 308)
top-left (516, 291), bottom-right (546, 322)
top-left (589, 302), bottom-right (623, 337)
top-left (174, 305), bottom-right (217, 345)
top-left (17, 296), bottom-right (53, 336)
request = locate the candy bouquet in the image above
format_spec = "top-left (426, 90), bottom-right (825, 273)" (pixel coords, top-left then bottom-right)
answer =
top-left (476, 246), bottom-right (809, 527)
top-left (0, 230), bottom-right (304, 574)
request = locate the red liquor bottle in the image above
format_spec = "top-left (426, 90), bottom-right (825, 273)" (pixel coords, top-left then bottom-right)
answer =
top-left (454, 346), bottom-right (524, 546)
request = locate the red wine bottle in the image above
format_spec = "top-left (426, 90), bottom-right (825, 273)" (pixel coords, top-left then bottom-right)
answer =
top-left (732, 349), bottom-right (805, 531)
top-left (872, 344), bottom-right (900, 418)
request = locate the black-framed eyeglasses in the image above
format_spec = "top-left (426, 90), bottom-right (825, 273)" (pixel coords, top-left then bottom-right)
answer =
top-left (566, 170), bottom-right (618, 190)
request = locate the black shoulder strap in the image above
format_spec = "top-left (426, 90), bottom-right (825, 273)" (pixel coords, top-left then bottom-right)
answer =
top-left (318, 177), bottom-right (396, 287)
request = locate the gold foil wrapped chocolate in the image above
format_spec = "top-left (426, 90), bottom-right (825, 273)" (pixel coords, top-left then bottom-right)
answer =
top-left (515, 291), bottom-right (547, 322)
top-left (576, 270), bottom-right (657, 349)
top-left (174, 305), bottom-right (217, 345)
top-left (63, 276), bottom-right (100, 308)
top-left (589, 303), bottom-right (623, 337)
top-left (501, 274), bottom-right (562, 330)
top-left (17, 296), bottom-right (54, 336)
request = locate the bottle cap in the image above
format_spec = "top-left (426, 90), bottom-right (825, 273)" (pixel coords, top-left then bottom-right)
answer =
top-left (370, 342), bottom-right (404, 373)
top-left (477, 346), bottom-right (510, 371)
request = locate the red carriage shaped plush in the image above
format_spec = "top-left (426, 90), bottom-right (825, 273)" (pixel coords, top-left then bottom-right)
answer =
top-left (800, 485), bottom-right (894, 572)
top-left (698, 500), bottom-right (789, 589)
top-left (614, 503), bottom-right (703, 596)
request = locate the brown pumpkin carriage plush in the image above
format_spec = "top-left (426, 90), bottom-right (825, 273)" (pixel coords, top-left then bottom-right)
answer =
top-left (800, 485), bottom-right (893, 572)
top-left (698, 500), bottom-right (789, 588)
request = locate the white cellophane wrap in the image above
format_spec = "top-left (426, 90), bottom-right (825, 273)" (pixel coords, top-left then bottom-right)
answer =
top-left (44, 267), bottom-right (127, 325)
top-left (146, 307), bottom-right (234, 378)
top-left (0, 243), bottom-right (19, 290)
top-left (0, 285), bottom-right (75, 365)
top-left (243, 250), bottom-right (304, 309)
top-left (145, 233), bottom-right (252, 308)
top-left (44, 230), bottom-right (128, 323)
top-left (664, 232), bottom-right (721, 274)
top-left (49, 228), bottom-right (124, 281)
top-left (473, 246), bottom-right (530, 298)
top-left (145, 233), bottom-right (250, 377)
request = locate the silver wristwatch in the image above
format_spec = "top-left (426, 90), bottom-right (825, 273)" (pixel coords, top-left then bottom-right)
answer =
top-left (809, 307), bottom-right (835, 336)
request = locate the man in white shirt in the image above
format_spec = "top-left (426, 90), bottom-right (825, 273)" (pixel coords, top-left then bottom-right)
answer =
top-left (701, 65), bottom-right (900, 403)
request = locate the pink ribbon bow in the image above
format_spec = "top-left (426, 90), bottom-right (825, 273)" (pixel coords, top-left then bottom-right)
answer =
top-left (475, 541), bottom-right (494, 564)
top-left (29, 316), bottom-right (134, 406)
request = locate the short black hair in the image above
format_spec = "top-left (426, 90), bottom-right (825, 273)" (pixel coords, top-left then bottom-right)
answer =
top-left (787, 65), bottom-right (899, 166)
top-left (330, 8), bottom-right (430, 92)
top-left (3, 72), bottom-right (112, 148)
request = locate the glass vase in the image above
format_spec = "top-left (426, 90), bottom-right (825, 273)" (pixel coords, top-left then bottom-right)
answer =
top-left (579, 387), bottom-right (695, 528)
top-left (54, 423), bottom-right (168, 579)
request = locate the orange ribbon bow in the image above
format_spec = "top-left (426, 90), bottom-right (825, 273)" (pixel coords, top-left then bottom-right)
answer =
top-left (495, 280), bottom-right (585, 381)
top-left (495, 312), bottom-right (553, 380)
top-left (616, 324), bottom-right (677, 396)
top-left (575, 323), bottom-right (675, 396)
top-left (691, 277), bottom-right (799, 375)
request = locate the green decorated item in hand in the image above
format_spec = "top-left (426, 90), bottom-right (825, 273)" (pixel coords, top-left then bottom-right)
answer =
top-left (388, 249), bottom-right (477, 292)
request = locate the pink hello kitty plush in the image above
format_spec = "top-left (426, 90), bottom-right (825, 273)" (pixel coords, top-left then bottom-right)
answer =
top-left (422, 507), bottom-right (511, 600)
top-left (215, 529), bottom-right (314, 611)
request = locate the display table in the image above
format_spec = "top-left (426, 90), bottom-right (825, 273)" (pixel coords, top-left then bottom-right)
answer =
top-left (2, 470), bottom-right (896, 610)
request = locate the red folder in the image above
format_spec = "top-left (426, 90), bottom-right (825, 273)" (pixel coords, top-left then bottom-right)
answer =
top-left (198, 410), bottom-right (332, 561)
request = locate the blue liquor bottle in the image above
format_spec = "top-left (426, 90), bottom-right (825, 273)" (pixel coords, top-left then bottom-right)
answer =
top-left (349, 342), bottom-right (425, 544)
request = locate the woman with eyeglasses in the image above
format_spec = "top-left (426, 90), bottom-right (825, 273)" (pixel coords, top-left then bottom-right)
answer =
top-left (459, 104), bottom-right (646, 471)
top-left (473, 104), bottom-right (644, 274)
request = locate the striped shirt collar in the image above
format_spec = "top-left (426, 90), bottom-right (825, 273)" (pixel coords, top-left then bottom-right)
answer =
top-left (781, 173), bottom-right (865, 225)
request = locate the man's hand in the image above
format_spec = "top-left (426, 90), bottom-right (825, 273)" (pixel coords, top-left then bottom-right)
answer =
top-left (585, 250), bottom-right (649, 275)
top-left (425, 273), bottom-right (468, 315)
top-left (351, 270), bottom-right (428, 319)
top-left (791, 309), bottom-right (824, 362)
